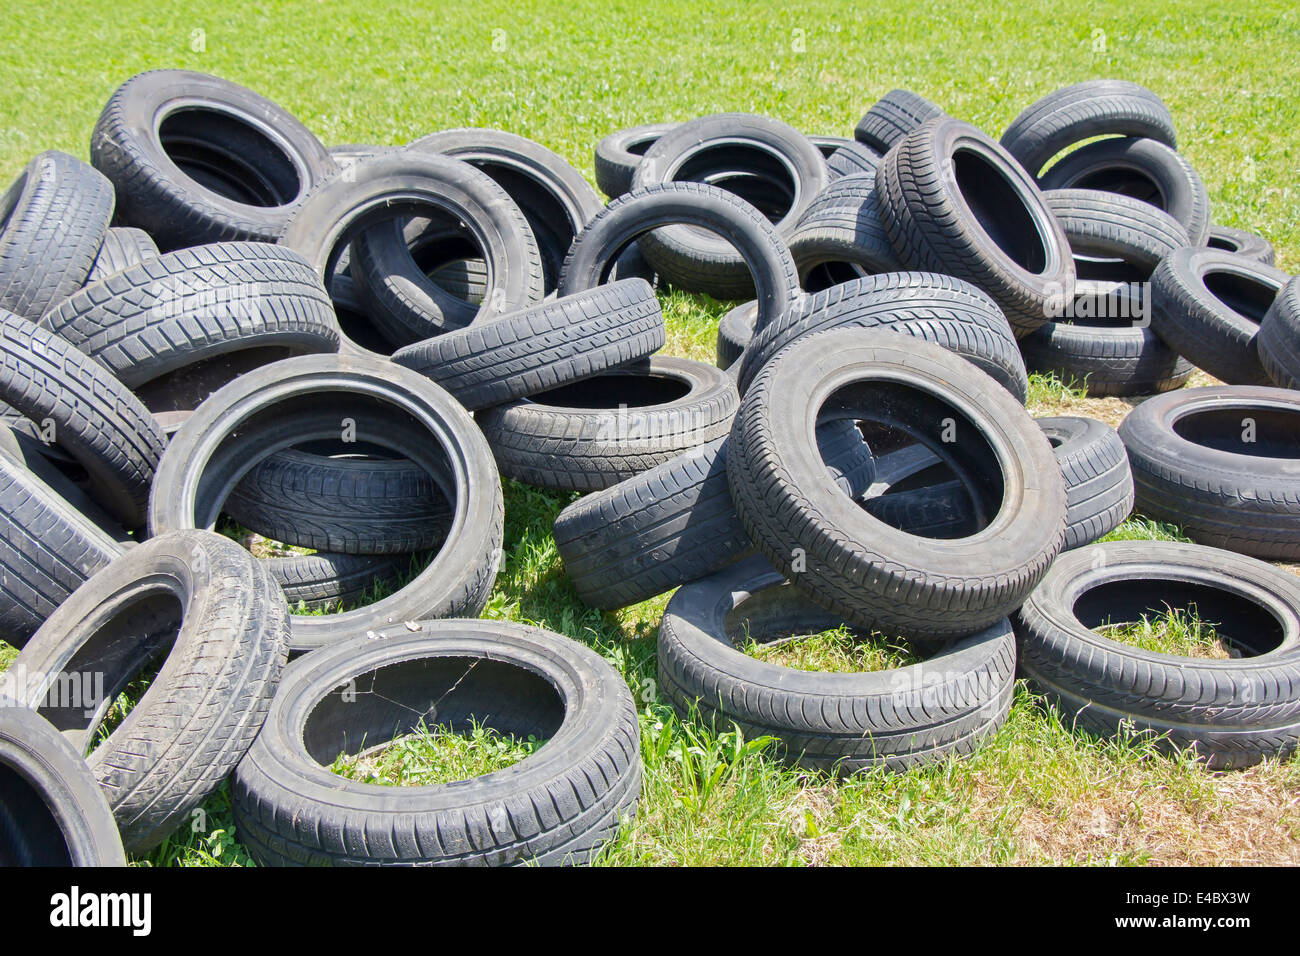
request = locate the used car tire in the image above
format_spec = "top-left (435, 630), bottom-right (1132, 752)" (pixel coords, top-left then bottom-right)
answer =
top-left (878, 118), bottom-right (1075, 336)
top-left (0, 703), bottom-right (126, 866)
top-left (1015, 540), bottom-right (1300, 769)
top-left (477, 355), bottom-right (738, 492)
top-left (1258, 275), bottom-right (1300, 390)
top-left (9, 530), bottom-right (290, 853)
top-left (267, 551), bottom-right (412, 613)
top-left (630, 113), bottom-right (828, 298)
top-left (392, 279), bottom-right (665, 411)
top-left (559, 181), bottom-right (802, 334)
top-left (1207, 225), bottom-right (1275, 265)
top-left (999, 80), bottom-right (1177, 178)
top-left (1038, 137), bottom-right (1211, 245)
top-left (737, 272), bottom-right (1028, 403)
top-left (1036, 415), bottom-right (1134, 550)
top-left (41, 242), bottom-right (341, 398)
top-left (0, 309), bottom-right (165, 529)
top-left (853, 89), bottom-right (946, 153)
top-left (716, 300), bottom-right (757, 370)
top-left (1118, 385), bottom-right (1300, 559)
top-left (594, 122), bottom-right (677, 199)
top-left (553, 420), bottom-right (874, 610)
top-left (282, 152), bottom-right (544, 353)
top-left (148, 354), bottom-right (504, 651)
top-left (825, 142), bottom-right (882, 178)
top-left (90, 70), bottom-right (337, 249)
top-left (787, 173), bottom-right (902, 291)
top-left (231, 620), bottom-right (641, 866)
top-left (658, 555), bottom-right (1016, 772)
top-left (1042, 187), bottom-right (1190, 278)
top-left (0, 151), bottom-right (114, 321)
top-left (1150, 247), bottom-right (1289, 385)
top-left (86, 226), bottom-right (158, 283)
top-left (728, 327), bottom-right (1066, 639)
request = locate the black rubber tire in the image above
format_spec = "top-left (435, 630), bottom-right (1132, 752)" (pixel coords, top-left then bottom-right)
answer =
top-left (559, 182), bottom-right (802, 334)
top-left (0, 703), bottom-right (126, 866)
top-left (0, 151), bottom-right (114, 321)
top-left (658, 555), bottom-right (1016, 772)
top-left (787, 174), bottom-right (902, 291)
top-left (716, 300), bottom-right (757, 369)
top-left (737, 272), bottom-right (1028, 403)
top-left (224, 444), bottom-right (452, 555)
top-left (405, 128), bottom-right (603, 296)
top-left (267, 551), bottom-right (411, 613)
top-left (0, 447), bottom-right (123, 648)
top-left (1259, 276), bottom-right (1300, 390)
top-left (595, 123), bottom-right (677, 199)
top-left (1038, 137), bottom-right (1211, 246)
top-left (1150, 247), bottom-right (1289, 386)
top-left (10, 530), bottom-right (290, 853)
top-left (1036, 415), bottom-right (1134, 550)
top-left (0, 309), bottom-right (165, 529)
top-left (825, 142), bottom-right (882, 179)
top-left (853, 89), bottom-right (946, 153)
top-left (862, 479), bottom-right (977, 538)
top-left (1207, 225), bottom-right (1275, 265)
top-left (728, 328), bottom-right (1066, 639)
top-left (392, 279), bottom-right (665, 411)
top-left (630, 113), bottom-right (828, 297)
top-left (148, 354), bottom-right (504, 651)
top-left (1118, 385), bottom-right (1300, 559)
top-left (878, 118), bottom-right (1075, 336)
top-left (282, 152), bottom-right (544, 353)
top-left (231, 620), bottom-right (641, 866)
top-left (553, 420), bottom-right (874, 610)
top-left (477, 356), bottom-right (738, 492)
top-left (41, 242), bottom-right (341, 394)
top-left (999, 80), bottom-right (1177, 178)
top-left (1014, 540), bottom-right (1300, 769)
top-left (1042, 187), bottom-right (1190, 278)
top-left (808, 134), bottom-right (856, 157)
top-left (86, 226), bottom-right (158, 283)
top-left (1020, 280), bottom-right (1195, 396)
top-left (90, 70), bottom-right (337, 249)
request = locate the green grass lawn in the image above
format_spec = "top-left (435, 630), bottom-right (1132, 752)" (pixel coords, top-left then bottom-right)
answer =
top-left (1, 0), bottom-right (1298, 866)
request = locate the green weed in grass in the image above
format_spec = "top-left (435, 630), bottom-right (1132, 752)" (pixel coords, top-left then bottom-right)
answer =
top-left (329, 718), bottom-right (545, 787)
top-left (1097, 605), bottom-right (1233, 659)
top-left (741, 625), bottom-right (919, 673)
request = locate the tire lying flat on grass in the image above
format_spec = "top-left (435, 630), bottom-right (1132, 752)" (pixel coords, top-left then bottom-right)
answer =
top-left (1015, 540), bottom-right (1300, 769)
top-left (658, 556), bottom-right (1016, 773)
top-left (8, 530), bottom-right (290, 853)
top-left (1119, 385), bottom-right (1300, 560)
top-left (1150, 247), bottom-right (1288, 385)
top-left (878, 118), bottom-right (1075, 336)
top-left (148, 354), bottom-right (505, 651)
top-left (90, 70), bottom-right (337, 249)
top-left (231, 620), bottom-right (641, 866)
top-left (728, 328), bottom-right (1067, 640)
top-left (0, 702), bottom-right (125, 866)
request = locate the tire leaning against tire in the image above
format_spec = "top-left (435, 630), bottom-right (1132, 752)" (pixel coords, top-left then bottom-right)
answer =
top-left (853, 89), bottom-right (946, 153)
top-left (1258, 275), bottom-right (1300, 390)
top-left (148, 354), bottom-right (504, 652)
top-left (999, 80), bottom-right (1177, 178)
top-left (1207, 225), bottom-right (1275, 265)
top-left (392, 279), bottom-right (665, 411)
top-left (594, 123), bottom-right (678, 199)
top-left (0, 702), bottom-right (126, 866)
top-left (90, 70), bottom-right (337, 249)
top-left (8, 530), bottom-right (290, 853)
top-left (1015, 540), bottom-right (1300, 769)
top-left (282, 152), bottom-right (545, 353)
top-left (658, 556), bottom-right (1016, 773)
top-left (231, 620), bottom-right (641, 866)
top-left (559, 181), bottom-right (802, 335)
top-left (1036, 415), bottom-right (1134, 550)
top-left (728, 327), bottom-right (1067, 639)
top-left (878, 118), bottom-right (1075, 336)
top-left (1118, 385), bottom-right (1300, 560)
top-left (0, 309), bottom-right (166, 529)
top-left (1150, 247), bottom-right (1289, 386)
top-left (737, 271), bottom-right (1028, 403)
top-left (0, 151), bottom-right (114, 321)
top-left (86, 226), bottom-right (159, 283)
top-left (716, 300), bottom-right (758, 370)
top-left (477, 356), bottom-right (738, 493)
top-left (786, 173), bottom-right (902, 291)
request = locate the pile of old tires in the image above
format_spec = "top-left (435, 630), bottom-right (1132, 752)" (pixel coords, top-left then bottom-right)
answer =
top-left (0, 70), bottom-right (1297, 867)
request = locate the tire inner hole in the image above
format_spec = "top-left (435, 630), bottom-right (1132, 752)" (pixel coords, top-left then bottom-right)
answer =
top-left (953, 147), bottom-right (1049, 274)
top-left (158, 107), bottom-right (302, 207)
top-left (1171, 406), bottom-right (1300, 458)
